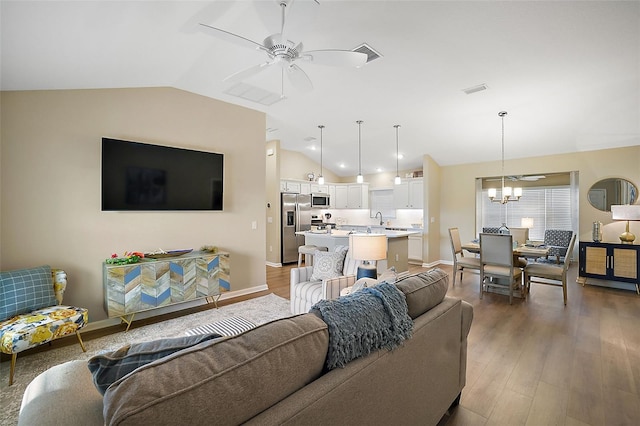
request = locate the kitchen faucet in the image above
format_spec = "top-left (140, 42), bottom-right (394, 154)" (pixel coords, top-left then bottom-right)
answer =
top-left (375, 211), bottom-right (383, 226)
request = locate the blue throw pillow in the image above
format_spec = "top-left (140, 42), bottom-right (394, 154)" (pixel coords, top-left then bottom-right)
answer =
top-left (0, 265), bottom-right (57, 322)
top-left (87, 333), bottom-right (223, 395)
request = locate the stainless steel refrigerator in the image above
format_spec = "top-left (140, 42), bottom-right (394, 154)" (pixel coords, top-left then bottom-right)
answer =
top-left (281, 193), bottom-right (312, 264)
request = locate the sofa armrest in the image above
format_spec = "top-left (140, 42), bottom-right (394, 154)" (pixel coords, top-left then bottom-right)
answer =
top-left (322, 275), bottom-right (357, 300)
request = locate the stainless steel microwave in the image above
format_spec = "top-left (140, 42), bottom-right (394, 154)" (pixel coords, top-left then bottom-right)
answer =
top-left (311, 194), bottom-right (330, 208)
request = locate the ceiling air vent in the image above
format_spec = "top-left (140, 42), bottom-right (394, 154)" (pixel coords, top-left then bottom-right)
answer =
top-left (352, 43), bottom-right (383, 63)
top-left (462, 84), bottom-right (488, 95)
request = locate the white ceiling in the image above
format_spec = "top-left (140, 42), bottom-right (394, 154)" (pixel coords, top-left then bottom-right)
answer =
top-left (2, 1), bottom-right (639, 178)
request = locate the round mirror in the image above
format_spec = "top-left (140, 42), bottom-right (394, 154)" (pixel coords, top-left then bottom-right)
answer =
top-left (588, 178), bottom-right (638, 212)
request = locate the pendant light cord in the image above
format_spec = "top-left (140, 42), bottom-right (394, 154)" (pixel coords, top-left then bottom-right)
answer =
top-left (357, 120), bottom-right (363, 176)
top-left (318, 125), bottom-right (324, 176)
top-left (394, 124), bottom-right (401, 177)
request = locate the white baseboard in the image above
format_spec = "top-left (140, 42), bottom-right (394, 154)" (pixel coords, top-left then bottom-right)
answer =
top-left (266, 261), bottom-right (283, 267)
top-left (82, 284), bottom-right (269, 333)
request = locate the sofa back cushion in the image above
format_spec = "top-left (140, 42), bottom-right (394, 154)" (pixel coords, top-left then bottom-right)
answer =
top-left (395, 268), bottom-right (449, 319)
top-left (0, 265), bottom-right (57, 321)
top-left (103, 314), bottom-right (329, 426)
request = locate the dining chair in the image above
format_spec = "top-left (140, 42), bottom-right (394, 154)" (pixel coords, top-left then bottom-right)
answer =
top-left (479, 233), bottom-right (522, 304)
top-left (543, 229), bottom-right (574, 263)
top-left (524, 233), bottom-right (576, 305)
top-left (448, 228), bottom-right (480, 286)
top-left (509, 227), bottom-right (529, 268)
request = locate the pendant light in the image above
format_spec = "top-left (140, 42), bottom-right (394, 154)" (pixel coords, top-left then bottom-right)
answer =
top-left (488, 111), bottom-right (522, 203)
top-left (356, 120), bottom-right (364, 183)
top-left (317, 125), bottom-right (325, 185)
top-left (394, 124), bottom-right (401, 185)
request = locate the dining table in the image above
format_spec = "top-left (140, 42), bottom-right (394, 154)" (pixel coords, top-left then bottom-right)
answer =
top-left (461, 240), bottom-right (551, 258)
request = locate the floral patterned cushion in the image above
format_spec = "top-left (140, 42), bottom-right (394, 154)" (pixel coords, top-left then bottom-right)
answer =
top-left (0, 305), bottom-right (88, 355)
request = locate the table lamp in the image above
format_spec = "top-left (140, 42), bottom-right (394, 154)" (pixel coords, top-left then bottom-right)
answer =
top-left (611, 204), bottom-right (640, 244)
top-left (520, 217), bottom-right (534, 229)
top-left (349, 233), bottom-right (388, 279)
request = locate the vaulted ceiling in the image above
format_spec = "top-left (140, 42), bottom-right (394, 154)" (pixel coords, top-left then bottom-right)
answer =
top-left (2, 1), bottom-right (638, 177)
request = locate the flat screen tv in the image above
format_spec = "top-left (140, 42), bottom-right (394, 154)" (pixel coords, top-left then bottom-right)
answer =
top-left (101, 138), bottom-right (223, 211)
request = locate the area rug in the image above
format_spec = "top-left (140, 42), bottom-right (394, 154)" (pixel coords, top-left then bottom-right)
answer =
top-left (0, 293), bottom-right (291, 426)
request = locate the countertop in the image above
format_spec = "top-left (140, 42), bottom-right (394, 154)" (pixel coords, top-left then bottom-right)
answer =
top-left (296, 230), bottom-right (419, 239)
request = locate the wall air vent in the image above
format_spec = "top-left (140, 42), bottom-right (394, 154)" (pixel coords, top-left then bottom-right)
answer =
top-left (224, 82), bottom-right (283, 106)
top-left (462, 84), bottom-right (488, 95)
top-left (352, 43), bottom-right (383, 63)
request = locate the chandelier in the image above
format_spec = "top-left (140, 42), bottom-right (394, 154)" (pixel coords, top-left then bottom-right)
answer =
top-left (488, 111), bottom-right (522, 203)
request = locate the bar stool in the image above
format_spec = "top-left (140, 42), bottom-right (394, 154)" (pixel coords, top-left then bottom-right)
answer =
top-left (298, 245), bottom-right (328, 267)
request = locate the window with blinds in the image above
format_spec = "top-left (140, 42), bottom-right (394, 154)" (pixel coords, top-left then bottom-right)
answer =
top-left (480, 186), bottom-right (572, 240)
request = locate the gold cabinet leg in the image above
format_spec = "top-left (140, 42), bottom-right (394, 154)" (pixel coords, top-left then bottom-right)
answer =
top-left (205, 294), bottom-right (221, 308)
top-left (120, 313), bottom-right (135, 332)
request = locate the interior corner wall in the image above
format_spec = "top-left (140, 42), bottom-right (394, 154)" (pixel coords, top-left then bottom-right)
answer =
top-left (0, 87), bottom-right (266, 323)
top-left (265, 140), bottom-right (280, 265)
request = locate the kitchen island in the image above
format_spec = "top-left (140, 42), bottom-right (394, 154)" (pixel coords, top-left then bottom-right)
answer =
top-left (296, 230), bottom-right (419, 273)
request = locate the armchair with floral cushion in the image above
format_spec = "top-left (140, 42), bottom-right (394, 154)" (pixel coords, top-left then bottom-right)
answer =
top-left (0, 265), bottom-right (88, 385)
top-left (290, 246), bottom-right (366, 315)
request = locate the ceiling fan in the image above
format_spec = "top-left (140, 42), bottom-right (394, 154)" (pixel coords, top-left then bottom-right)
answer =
top-left (199, 0), bottom-right (367, 93)
top-left (487, 175), bottom-right (546, 182)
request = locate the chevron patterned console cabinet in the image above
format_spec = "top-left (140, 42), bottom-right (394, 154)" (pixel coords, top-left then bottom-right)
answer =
top-left (103, 251), bottom-right (230, 330)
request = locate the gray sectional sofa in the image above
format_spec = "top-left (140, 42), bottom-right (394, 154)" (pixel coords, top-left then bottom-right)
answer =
top-left (18, 269), bottom-right (473, 426)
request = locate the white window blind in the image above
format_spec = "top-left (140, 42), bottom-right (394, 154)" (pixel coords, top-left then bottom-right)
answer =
top-left (480, 186), bottom-right (571, 240)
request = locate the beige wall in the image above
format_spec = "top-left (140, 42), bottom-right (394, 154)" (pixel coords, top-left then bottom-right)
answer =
top-left (439, 145), bottom-right (640, 262)
top-left (280, 149), bottom-right (340, 183)
top-left (1, 87), bottom-right (267, 325)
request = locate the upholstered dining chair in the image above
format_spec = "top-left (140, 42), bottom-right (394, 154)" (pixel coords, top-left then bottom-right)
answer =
top-left (448, 228), bottom-right (480, 286)
top-left (524, 233), bottom-right (576, 305)
top-left (479, 233), bottom-right (523, 305)
top-left (543, 229), bottom-right (574, 263)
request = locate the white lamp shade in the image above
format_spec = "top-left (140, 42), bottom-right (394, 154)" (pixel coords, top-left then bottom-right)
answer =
top-left (488, 188), bottom-right (497, 198)
top-left (521, 217), bottom-right (534, 228)
top-left (349, 234), bottom-right (388, 261)
top-left (356, 174), bottom-right (364, 183)
top-left (503, 186), bottom-right (512, 197)
top-left (318, 176), bottom-right (325, 185)
top-left (514, 187), bottom-right (523, 197)
top-left (611, 204), bottom-right (640, 221)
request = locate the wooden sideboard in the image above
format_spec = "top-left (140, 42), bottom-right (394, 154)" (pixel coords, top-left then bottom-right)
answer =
top-left (103, 251), bottom-right (230, 329)
top-left (578, 241), bottom-right (639, 294)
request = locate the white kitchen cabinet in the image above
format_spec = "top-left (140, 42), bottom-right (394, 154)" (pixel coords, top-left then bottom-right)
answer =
top-left (300, 182), bottom-right (311, 195)
top-left (347, 184), bottom-right (369, 209)
top-left (310, 183), bottom-right (328, 194)
top-left (408, 233), bottom-right (423, 264)
top-left (394, 178), bottom-right (423, 209)
top-left (328, 185), bottom-right (336, 207)
top-left (334, 185), bottom-right (349, 208)
top-left (280, 180), bottom-right (301, 193)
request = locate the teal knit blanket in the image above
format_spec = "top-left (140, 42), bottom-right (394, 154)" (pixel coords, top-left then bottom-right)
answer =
top-left (310, 281), bottom-right (413, 370)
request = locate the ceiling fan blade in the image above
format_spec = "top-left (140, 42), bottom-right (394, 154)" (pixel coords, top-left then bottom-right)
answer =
top-left (300, 50), bottom-right (367, 67)
top-left (224, 61), bottom-right (274, 83)
top-left (199, 23), bottom-right (268, 53)
top-left (287, 64), bottom-right (313, 92)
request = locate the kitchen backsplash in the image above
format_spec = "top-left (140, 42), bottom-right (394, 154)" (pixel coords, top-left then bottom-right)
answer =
top-left (316, 209), bottom-right (424, 229)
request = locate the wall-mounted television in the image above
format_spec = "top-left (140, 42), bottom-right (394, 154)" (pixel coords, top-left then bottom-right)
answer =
top-left (101, 138), bottom-right (223, 211)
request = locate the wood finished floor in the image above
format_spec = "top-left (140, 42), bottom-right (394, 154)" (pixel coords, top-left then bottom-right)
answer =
top-left (271, 262), bottom-right (640, 426)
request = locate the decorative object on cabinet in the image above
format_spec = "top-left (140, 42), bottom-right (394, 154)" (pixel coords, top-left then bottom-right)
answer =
top-left (592, 221), bottom-right (603, 242)
top-left (317, 125), bottom-right (325, 185)
top-left (611, 204), bottom-right (640, 244)
top-left (356, 120), bottom-right (364, 183)
top-left (349, 233), bottom-right (388, 279)
top-left (394, 124), bottom-right (401, 185)
top-left (487, 111), bottom-right (522, 204)
top-left (144, 249), bottom-right (193, 259)
top-left (587, 178), bottom-right (638, 212)
top-left (103, 251), bottom-right (230, 331)
top-left (578, 241), bottom-right (639, 294)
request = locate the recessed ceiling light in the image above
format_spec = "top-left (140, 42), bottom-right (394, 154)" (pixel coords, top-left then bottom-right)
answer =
top-left (397, 154), bottom-right (404, 160)
top-left (339, 163), bottom-right (345, 168)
